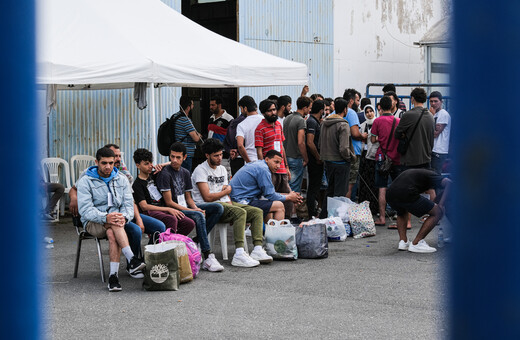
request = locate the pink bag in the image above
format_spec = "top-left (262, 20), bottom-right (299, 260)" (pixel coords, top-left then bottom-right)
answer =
top-left (158, 229), bottom-right (202, 278)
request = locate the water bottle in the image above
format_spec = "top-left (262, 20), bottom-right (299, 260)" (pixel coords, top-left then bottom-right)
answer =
top-left (378, 154), bottom-right (383, 162)
top-left (437, 226), bottom-right (444, 248)
top-left (44, 237), bottom-right (54, 249)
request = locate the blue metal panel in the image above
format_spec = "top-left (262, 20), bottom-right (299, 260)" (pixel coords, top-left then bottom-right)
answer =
top-left (1, 0), bottom-right (41, 338)
top-left (51, 86), bottom-right (181, 177)
top-left (238, 0), bottom-right (333, 102)
top-left (160, 0), bottom-right (181, 12)
top-left (450, 1), bottom-right (520, 339)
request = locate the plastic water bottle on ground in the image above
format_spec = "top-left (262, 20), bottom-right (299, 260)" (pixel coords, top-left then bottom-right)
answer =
top-left (44, 237), bottom-right (54, 249)
top-left (437, 226), bottom-right (444, 248)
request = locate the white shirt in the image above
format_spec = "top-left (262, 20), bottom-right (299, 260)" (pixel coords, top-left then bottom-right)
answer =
top-left (433, 109), bottom-right (451, 154)
top-left (277, 116), bottom-right (285, 128)
top-left (236, 113), bottom-right (263, 162)
top-left (191, 161), bottom-right (230, 205)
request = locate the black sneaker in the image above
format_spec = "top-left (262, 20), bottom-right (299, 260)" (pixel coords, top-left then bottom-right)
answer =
top-left (128, 256), bottom-right (146, 275)
top-left (107, 274), bottom-right (122, 292)
top-left (126, 263), bottom-right (144, 279)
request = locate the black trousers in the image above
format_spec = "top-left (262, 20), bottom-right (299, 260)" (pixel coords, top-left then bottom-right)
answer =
top-left (230, 157), bottom-right (245, 176)
top-left (306, 158), bottom-right (324, 218)
top-left (319, 161), bottom-right (351, 219)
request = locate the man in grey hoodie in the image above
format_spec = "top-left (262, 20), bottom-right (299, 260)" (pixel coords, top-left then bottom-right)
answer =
top-left (319, 98), bottom-right (354, 218)
top-left (76, 147), bottom-right (145, 292)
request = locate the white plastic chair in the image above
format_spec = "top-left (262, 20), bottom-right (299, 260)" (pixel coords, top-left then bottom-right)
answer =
top-left (208, 223), bottom-right (249, 261)
top-left (41, 157), bottom-right (72, 218)
top-left (70, 155), bottom-right (95, 185)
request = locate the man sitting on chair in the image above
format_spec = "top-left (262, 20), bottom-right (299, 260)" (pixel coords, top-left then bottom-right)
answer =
top-left (191, 138), bottom-right (271, 268)
top-left (229, 150), bottom-right (303, 221)
top-left (76, 147), bottom-right (145, 292)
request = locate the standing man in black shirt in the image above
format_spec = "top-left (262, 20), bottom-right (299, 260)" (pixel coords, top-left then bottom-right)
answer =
top-left (305, 99), bottom-right (324, 218)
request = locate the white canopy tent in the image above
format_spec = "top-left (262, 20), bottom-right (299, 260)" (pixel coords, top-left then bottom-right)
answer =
top-left (37, 0), bottom-right (308, 159)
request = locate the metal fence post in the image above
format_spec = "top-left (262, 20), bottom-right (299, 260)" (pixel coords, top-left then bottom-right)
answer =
top-left (450, 1), bottom-right (520, 338)
top-left (0, 0), bottom-right (41, 338)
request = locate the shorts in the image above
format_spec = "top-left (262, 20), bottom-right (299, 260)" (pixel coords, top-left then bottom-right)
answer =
top-left (386, 195), bottom-right (435, 218)
top-left (249, 199), bottom-right (275, 217)
top-left (374, 163), bottom-right (404, 188)
top-left (348, 156), bottom-right (360, 184)
top-left (85, 221), bottom-right (107, 238)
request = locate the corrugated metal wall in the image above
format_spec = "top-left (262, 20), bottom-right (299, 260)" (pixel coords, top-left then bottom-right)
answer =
top-left (238, 0), bottom-right (333, 103)
top-left (49, 0), bottom-right (181, 177)
top-left (52, 86), bottom-right (181, 177)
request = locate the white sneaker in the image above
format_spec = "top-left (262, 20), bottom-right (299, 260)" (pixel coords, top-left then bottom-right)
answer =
top-left (202, 254), bottom-right (224, 272)
top-left (231, 252), bottom-right (260, 268)
top-left (249, 247), bottom-right (273, 264)
top-left (398, 240), bottom-right (411, 251)
top-left (408, 239), bottom-right (437, 253)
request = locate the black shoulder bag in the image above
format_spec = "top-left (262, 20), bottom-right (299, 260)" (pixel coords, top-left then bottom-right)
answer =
top-left (378, 118), bottom-right (396, 175)
top-left (397, 108), bottom-right (427, 155)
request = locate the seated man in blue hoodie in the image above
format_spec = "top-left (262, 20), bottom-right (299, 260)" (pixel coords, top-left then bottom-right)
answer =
top-left (76, 147), bottom-right (145, 292)
top-left (229, 150), bottom-right (303, 221)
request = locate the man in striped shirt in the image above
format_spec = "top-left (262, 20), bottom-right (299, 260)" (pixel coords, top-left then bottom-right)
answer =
top-left (174, 95), bottom-right (202, 172)
top-left (255, 99), bottom-right (292, 220)
top-left (208, 95), bottom-right (233, 142)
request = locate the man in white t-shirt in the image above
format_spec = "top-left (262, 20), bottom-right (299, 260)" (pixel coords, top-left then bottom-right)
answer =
top-left (192, 138), bottom-right (273, 267)
top-left (429, 91), bottom-right (451, 174)
top-left (236, 100), bottom-right (264, 163)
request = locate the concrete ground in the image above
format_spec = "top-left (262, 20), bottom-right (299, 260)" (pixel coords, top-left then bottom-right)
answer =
top-left (43, 214), bottom-right (448, 340)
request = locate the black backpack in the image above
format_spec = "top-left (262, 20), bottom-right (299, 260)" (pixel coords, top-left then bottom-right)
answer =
top-left (157, 112), bottom-right (183, 156)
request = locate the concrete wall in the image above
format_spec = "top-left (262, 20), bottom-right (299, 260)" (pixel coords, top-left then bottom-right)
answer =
top-left (333, 0), bottom-right (451, 98)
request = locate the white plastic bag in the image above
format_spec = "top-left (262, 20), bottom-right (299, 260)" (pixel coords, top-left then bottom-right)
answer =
top-left (327, 196), bottom-right (355, 223)
top-left (307, 217), bottom-right (348, 242)
top-left (264, 219), bottom-right (298, 260)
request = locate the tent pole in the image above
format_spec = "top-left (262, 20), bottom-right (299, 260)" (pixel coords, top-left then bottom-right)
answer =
top-left (150, 82), bottom-right (157, 163)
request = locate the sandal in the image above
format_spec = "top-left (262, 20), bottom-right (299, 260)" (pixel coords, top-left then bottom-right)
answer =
top-left (419, 214), bottom-right (430, 223)
top-left (388, 223), bottom-right (411, 229)
top-left (375, 222), bottom-right (386, 226)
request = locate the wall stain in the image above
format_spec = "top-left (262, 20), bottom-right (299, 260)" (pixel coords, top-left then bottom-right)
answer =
top-left (376, 35), bottom-right (385, 58)
top-left (381, 0), bottom-right (435, 34)
top-left (350, 10), bottom-right (354, 35)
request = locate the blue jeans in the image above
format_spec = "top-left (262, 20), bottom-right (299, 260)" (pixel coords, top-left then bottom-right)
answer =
top-left (181, 156), bottom-right (193, 173)
top-left (287, 157), bottom-right (305, 193)
top-left (125, 214), bottom-right (166, 259)
top-left (183, 202), bottom-right (224, 253)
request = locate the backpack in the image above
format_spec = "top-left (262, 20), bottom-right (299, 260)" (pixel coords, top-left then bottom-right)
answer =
top-left (157, 112), bottom-right (182, 156)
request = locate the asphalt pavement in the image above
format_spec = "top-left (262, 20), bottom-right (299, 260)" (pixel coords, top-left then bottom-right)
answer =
top-left (43, 214), bottom-right (449, 339)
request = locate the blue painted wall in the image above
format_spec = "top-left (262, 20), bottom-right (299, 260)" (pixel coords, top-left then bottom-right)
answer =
top-left (238, 0), bottom-right (333, 102)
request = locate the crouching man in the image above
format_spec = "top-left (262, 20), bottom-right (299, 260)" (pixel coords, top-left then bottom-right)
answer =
top-left (76, 147), bottom-right (145, 291)
top-left (386, 169), bottom-right (452, 253)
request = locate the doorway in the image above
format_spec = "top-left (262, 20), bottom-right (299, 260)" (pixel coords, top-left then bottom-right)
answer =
top-left (181, 0), bottom-right (239, 137)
